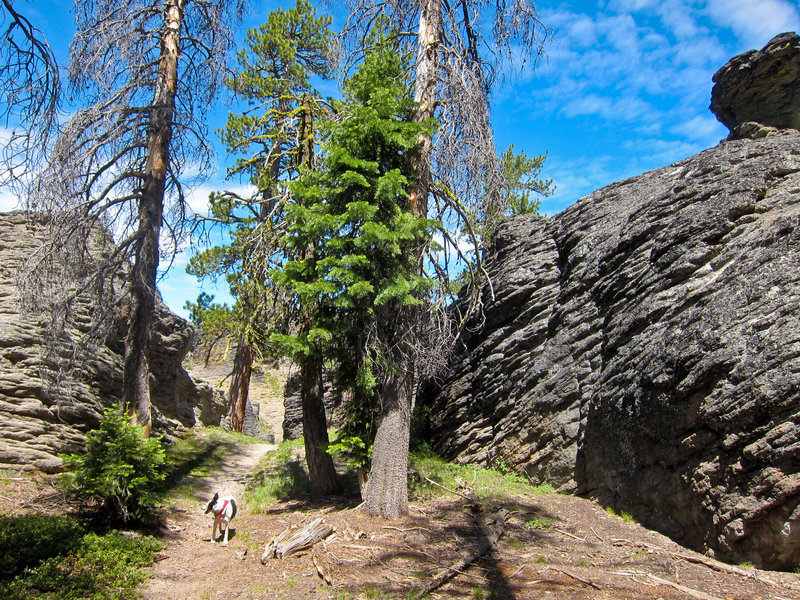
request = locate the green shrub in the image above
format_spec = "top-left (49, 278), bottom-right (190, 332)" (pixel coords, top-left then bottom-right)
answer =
top-left (0, 515), bottom-right (84, 579)
top-left (0, 530), bottom-right (161, 600)
top-left (62, 408), bottom-right (166, 523)
top-left (525, 517), bottom-right (553, 530)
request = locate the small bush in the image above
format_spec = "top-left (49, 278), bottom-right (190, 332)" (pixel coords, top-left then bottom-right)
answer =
top-left (62, 408), bottom-right (165, 523)
top-left (0, 515), bottom-right (84, 579)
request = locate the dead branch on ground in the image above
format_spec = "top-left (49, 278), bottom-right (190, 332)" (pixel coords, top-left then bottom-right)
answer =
top-left (423, 476), bottom-right (482, 512)
top-left (262, 517), bottom-right (335, 562)
top-left (412, 508), bottom-right (508, 599)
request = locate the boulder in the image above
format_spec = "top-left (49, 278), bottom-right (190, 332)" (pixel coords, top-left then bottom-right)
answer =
top-left (0, 212), bottom-right (222, 472)
top-left (282, 369), bottom-right (342, 440)
top-left (421, 130), bottom-right (800, 569)
top-left (710, 32), bottom-right (800, 134)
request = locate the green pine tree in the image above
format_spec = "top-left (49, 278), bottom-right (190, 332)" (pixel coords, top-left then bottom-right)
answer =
top-left (187, 0), bottom-right (335, 447)
top-left (275, 33), bottom-right (437, 499)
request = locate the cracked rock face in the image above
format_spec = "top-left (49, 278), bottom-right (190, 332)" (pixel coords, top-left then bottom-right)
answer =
top-left (711, 32), bottom-right (800, 132)
top-left (0, 212), bottom-right (223, 473)
top-left (421, 131), bottom-right (800, 569)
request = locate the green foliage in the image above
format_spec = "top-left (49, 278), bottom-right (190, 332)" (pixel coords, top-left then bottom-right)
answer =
top-left (61, 408), bottom-right (166, 523)
top-left (187, 0), bottom-right (335, 357)
top-left (184, 292), bottom-right (234, 340)
top-left (525, 517), bottom-right (553, 530)
top-left (408, 444), bottom-right (553, 502)
top-left (604, 506), bottom-right (636, 523)
top-left (0, 530), bottom-right (161, 600)
top-left (0, 515), bottom-right (84, 579)
top-left (277, 32), bottom-right (436, 394)
top-left (246, 438), bottom-right (312, 511)
top-left (222, 0), bottom-right (333, 182)
top-left (499, 145), bottom-right (553, 216)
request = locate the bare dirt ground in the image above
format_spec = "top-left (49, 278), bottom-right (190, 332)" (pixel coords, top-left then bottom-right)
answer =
top-left (137, 462), bottom-right (800, 600)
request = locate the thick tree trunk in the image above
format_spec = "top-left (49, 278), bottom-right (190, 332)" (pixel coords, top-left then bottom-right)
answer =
top-left (364, 370), bottom-right (412, 518)
top-left (300, 355), bottom-right (342, 496)
top-left (227, 338), bottom-right (253, 432)
top-left (123, 0), bottom-right (184, 436)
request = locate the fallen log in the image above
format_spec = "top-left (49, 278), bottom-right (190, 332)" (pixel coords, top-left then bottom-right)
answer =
top-left (261, 518), bottom-right (335, 562)
top-left (413, 509), bottom-right (508, 599)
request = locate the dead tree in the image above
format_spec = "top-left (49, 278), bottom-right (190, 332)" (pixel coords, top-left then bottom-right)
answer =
top-left (25, 0), bottom-right (245, 434)
top-left (0, 0), bottom-right (60, 193)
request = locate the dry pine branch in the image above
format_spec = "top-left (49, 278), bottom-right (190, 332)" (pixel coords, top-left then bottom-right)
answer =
top-left (413, 509), bottom-right (508, 598)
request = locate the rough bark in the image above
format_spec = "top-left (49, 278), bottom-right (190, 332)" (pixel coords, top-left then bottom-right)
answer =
top-left (227, 338), bottom-right (253, 432)
top-left (364, 370), bottom-right (412, 518)
top-left (300, 355), bottom-right (342, 496)
top-left (123, 0), bottom-right (184, 436)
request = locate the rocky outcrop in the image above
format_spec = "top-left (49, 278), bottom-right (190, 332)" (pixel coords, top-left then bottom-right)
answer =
top-left (282, 370), bottom-right (342, 440)
top-left (421, 129), bottom-right (800, 569)
top-left (711, 32), bottom-right (800, 134)
top-left (0, 212), bottom-right (223, 472)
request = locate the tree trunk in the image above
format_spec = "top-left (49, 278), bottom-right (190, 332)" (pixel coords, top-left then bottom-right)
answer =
top-left (123, 0), bottom-right (184, 436)
top-left (363, 0), bottom-right (441, 519)
top-left (300, 355), bottom-right (342, 496)
top-left (227, 338), bottom-right (253, 432)
top-left (364, 370), bottom-right (412, 518)
top-left (409, 0), bottom-right (440, 218)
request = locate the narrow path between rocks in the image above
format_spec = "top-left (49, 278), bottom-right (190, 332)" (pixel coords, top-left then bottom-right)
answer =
top-left (143, 435), bottom-right (277, 600)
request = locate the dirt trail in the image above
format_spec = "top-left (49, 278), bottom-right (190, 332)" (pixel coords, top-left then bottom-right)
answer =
top-left (142, 436), bottom-right (277, 600)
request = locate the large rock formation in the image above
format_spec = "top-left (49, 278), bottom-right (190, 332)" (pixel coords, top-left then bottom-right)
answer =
top-left (422, 41), bottom-right (800, 569)
top-left (0, 212), bottom-right (223, 472)
top-left (711, 32), bottom-right (800, 134)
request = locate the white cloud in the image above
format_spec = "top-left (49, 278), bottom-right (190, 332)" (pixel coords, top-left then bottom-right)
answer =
top-left (704, 0), bottom-right (800, 48)
top-left (671, 113), bottom-right (727, 144)
top-left (561, 93), bottom-right (652, 121)
top-left (183, 181), bottom-right (257, 216)
top-left (0, 186), bottom-right (20, 212)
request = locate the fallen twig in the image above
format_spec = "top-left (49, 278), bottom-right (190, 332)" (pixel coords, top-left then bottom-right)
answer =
top-left (554, 527), bottom-right (585, 542)
top-left (424, 477), bottom-right (483, 512)
top-left (646, 574), bottom-right (722, 600)
top-left (551, 567), bottom-right (601, 590)
top-left (590, 526), bottom-right (604, 542)
top-left (382, 525), bottom-right (432, 534)
top-left (411, 509), bottom-right (508, 599)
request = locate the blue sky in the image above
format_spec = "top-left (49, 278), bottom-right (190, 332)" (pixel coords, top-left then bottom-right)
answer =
top-left (2, 0), bottom-right (799, 319)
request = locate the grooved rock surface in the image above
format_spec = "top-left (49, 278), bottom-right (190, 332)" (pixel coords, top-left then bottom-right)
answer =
top-left (282, 370), bottom-right (342, 440)
top-left (0, 212), bottom-right (223, 473)
top-left (711, 32), bottom-right (800, 132)
top-left (421, 130), bottom-right (800, 569)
